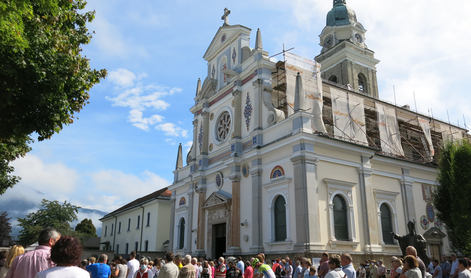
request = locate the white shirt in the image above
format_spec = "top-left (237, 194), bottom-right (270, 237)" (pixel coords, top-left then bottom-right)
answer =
top-left (34, 266), bottom-right (90, 278)
top-left (128, 259), bottom-right (140, 278)
top-left (325, 268), bottom-right (346, 278)
top-left (459, 270), bottom-right (471, 278)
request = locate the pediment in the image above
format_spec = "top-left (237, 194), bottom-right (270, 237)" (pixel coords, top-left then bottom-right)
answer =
top-left (203, 24), bottom-right (251, 61)
top-left (198, 76), bottom-right (218, 100)
top-left (423, 227), bottom-right (446, 238)
top-left (202, 190), bottom-right (232, 209)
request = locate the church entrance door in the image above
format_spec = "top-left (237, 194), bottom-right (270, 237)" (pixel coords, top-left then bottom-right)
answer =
top-left (213, 223), bottom-right (226, 258)
top-left (430, 244), bottom-right (440, 260)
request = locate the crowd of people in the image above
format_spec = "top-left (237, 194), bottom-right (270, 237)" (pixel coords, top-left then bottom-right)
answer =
top-left (2, 227), bottom-right (471, 278)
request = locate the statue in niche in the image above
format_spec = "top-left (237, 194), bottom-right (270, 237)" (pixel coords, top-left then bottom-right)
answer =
top-left (391, 221), bottom-right (430, 266)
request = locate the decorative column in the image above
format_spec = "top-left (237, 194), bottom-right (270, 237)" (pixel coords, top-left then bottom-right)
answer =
top-left (169, 191), bottom-right (176, 251)
top-left (232, 90), bottom-right (242, 138)
top-left (228, 175), bottom-right (241, 254)
top-left (290, 142), bottom-right (321, 251)
top-left (195, 182), bottom-right (207, 257)
top-left (186, 187), bottom-right (195, 254)
top-left (249, 159), bottom-right (264, 253)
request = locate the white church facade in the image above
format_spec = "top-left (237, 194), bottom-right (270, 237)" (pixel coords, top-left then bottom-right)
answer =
top-left (166, 1), bottom-right (463, 260)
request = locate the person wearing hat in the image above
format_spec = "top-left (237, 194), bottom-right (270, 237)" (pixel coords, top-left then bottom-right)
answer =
top-left (227, 257), bottom-right (241, 278)
top-left (253, 255), bottom-right (276, 278)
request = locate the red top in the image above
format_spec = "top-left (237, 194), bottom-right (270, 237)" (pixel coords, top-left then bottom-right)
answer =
top-left (244, 266), bottom-right (254, 278)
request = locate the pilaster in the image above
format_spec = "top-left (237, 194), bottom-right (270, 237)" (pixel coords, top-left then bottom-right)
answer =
top-left (227, 175), bottom-right (241, 254)
top-left (401, 168), bottom-right (416, 224)
top-left (195, 184), bottom-right (207, 256)
top-left (169, 191), bottom-right (176, 252)
top-left (249, 158), bottom-right (264, 253)
top-left (186, 187), bottom-right (195, 254)
top-left (290, 142), bottom-right (323, 251)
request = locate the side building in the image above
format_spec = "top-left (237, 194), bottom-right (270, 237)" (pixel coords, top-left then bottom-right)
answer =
top-left (99, 188), bottom-right (172, 257)
top-left (167, 2), bottom-right (464, 262)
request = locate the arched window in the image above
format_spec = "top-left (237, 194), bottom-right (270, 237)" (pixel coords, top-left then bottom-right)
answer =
top-left (178, 217), bottom-right (185, 249)
top-left (380, 204), bottom-right (394, 244)
top-left (274, 196), bottom-right (287, 241)
top-left (358, 73), bottom-right (367, 93)
top-left (329, 75), bottom-right (338, 83)
top-left (333, 195), bottom-right (349, 241)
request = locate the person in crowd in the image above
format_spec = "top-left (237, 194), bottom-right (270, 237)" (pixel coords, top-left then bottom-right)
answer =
top-left (35, 236), bottom-right (89, 278)
top-left (216, 258), bottom-right (226, 278)
top-left (432, 259), bottom-right (442, 278)
top-left (272, 259), bottom-right (280, 274)
top-left (191, 258), bottom-right (200, 278)
top-left (377, 260), bottom-right (385, 278)
top-left (127, 252), bottom-right (140, 278)
top-left (174, 256), bottom-right (183, 270)
top-left (133, 258), bottom-right (153, 278)
top-left (340, 253), bottom-right (356, 278)
top-left (237, 257), bottom-right (245, 276)
top-left (86, 254), bottom-right (111, 278)
top-left (0, 250), bottom-right (7, 270)
top-left (305, 267), bottom-right (317, 278)
top-left (252, 256), bottom-right (275, 278)
top-left (451, 254), bottom-right (459, 278)
top-left (0, 245), bottom-right (24, 278)
top-left (390, 257), bottom-right (398, 278)
top-left (294, 262), bottom-right (302, 278)
top-left (81, 260), bottom-right (89, 271)
top-left (325, 255), bottom-right (345, 278)
top-left (153, 258), bottom-right (162, 278)
top-left (358, 265), bottom-right (366, 278)
top-left (440, 257), bottom-right (451, 278)
top-left (198, 262), bottom-right (203, 278)
top-left (405, 247), bottom-right (426, 278)
top-left (301, 259), bottom-right (311, 278)
top-left (6, 227), bottom-right (60, 278)
top-left (112, 255), bottom-right (128, 278)
top-left (244, 262), bottom-right (253, 278)
top-left (157, 252), bottom-right (179, 278)
top-left (178, 255), bottom-right (195, 278)
top-left (370, 261), bottom-right (377, 278)
top-left (319, 253), bottom-right (330, 278)
top-left (391, 259), bottom-right (403, 278)
top-left (210, 262), bottom-right (216, 278)
top-left (458, 259), bottom-right (471, 278)
top-left (400, 256), bottom-right (422, 278)
top-left (202, 261), bottom-right (211, 278)
top-left (90, 257), bottom-right (97, 265)
top-left (282, 259), bottom-right (292, 278)
top-left (226, 257), bottom-right (241, 278)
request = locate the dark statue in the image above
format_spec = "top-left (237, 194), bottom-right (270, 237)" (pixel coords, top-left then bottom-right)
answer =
top-left (391, 221), bottom-right (430, 266)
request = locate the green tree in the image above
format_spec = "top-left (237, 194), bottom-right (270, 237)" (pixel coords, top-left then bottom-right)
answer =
top-left (75, 218), bottom-right (96, 237)
top-left (433, 139), bottom-right (471, 255)
top-left (17, 199), bottom-right (80, 246)
top-left (0, 211), bottom-right (12, 240)
top-left (0, 0), bottom-right (107, 194)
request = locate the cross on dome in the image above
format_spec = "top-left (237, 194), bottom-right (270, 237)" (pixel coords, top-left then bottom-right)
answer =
top-left (333, 0), bottom-right (346, 5)
top-left (221, 8), bottom-right (231, 26)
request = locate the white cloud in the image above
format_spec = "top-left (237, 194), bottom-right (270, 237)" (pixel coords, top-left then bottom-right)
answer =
top-left (106, 69), bottom-right (186, 132)
top-left (184, 141), bottom-right (193, 154)
top-left (90, 170), bottom-right (169, 206)
top-left (156, 123), bottom-right (188, 137)
top-left (108, 68), bottom-right (137, 87)
top-left (8, 154), bottom-right (80, 203)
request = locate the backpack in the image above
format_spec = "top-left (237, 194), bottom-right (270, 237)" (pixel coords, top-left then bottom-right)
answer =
top-left (275, 265), bottom-right (282, 278)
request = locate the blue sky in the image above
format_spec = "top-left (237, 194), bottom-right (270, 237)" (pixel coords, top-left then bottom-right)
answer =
top-left (3, 0), bottom-right (471, 232)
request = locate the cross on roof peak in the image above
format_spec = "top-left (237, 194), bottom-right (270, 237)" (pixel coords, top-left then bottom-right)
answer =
top-left (221, 8), bottom-right (231, 26)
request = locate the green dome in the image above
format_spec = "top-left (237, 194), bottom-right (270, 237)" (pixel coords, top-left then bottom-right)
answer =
top-left (326, 0), bottom-right (357, 27)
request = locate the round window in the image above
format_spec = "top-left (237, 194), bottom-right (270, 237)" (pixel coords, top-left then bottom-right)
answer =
top-left (215, 111), bottom-right (231, 142)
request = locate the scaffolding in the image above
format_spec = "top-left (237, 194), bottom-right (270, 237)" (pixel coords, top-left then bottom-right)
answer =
top-left (269, 56), bottom-right (469, 166)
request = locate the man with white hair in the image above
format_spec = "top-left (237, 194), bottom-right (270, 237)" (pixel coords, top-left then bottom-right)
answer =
top-left (406, 246), bottom-right (426, 278)
top-left (179, 255), bottom-right (196, 278)
top-left (192, 257), bottom-right (200, 278)
top-left (216, 257), bottom-right (227, 278)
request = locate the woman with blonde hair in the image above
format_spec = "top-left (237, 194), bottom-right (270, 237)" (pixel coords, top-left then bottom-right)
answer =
top-left (0, 245), bottom-right (25, 278)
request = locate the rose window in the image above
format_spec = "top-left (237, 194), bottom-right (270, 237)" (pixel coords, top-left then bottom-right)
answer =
top-left (216, 111), bottom-right (231, 142)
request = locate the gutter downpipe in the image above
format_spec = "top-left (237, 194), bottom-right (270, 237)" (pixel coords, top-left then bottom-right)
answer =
top-left (113, 216), bottom-right (117, 253)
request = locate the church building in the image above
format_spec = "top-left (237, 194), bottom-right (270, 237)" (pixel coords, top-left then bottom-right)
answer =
top-left (168, 1), bottom-right (464, 260)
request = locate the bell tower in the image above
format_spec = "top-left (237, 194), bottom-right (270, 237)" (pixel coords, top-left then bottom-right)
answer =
top-left (315, 0), bottom-right (380, 98)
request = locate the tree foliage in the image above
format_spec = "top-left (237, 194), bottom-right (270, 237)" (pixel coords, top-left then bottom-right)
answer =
top-left (0, 211), bottom-right (12, 240)
top-left (17, 199), bottom-right (80, 246)
top-left (0, 0), bottom-right (107, 194)
top-left (434, 139), bottom-right (471, 256)
top-left (75, 218), bottom-right (96, 237)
